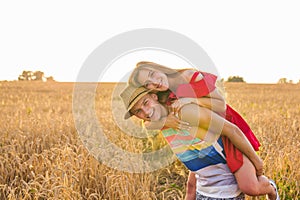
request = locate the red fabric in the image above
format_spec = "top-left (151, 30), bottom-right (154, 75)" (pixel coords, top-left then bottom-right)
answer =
top-left (225, 105), bottom-right (261, 151)
top-left (167, 71), bottom-right (260, 173)
top-left (165, 71), bottom-right (217, 106)
top-left (176, 71), bottom-right (217, 98)
top-left (224, 105), bottom-right (261, 173)
top-left (221, 136), bottom-right (244, 173)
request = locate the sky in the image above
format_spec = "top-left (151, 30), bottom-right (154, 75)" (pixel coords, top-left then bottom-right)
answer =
top-left (0, 1), bottom-right (299, 83)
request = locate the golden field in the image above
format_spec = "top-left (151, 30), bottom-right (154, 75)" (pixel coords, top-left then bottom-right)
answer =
top-left (0, 81), bottom-right (299, 199)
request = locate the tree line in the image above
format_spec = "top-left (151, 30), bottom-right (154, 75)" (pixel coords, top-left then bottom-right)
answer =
top-left (18, 71), bottom-right (54, 82)
top-left (226, 76), bottom-right (299, 84)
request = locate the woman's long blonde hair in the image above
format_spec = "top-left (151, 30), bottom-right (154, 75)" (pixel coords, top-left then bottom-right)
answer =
top-left (128, 61), bottom-right (185, 87)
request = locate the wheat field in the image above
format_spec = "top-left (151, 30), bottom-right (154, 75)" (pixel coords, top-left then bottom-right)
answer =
top-left (0, 81), bottom-right (299, 199)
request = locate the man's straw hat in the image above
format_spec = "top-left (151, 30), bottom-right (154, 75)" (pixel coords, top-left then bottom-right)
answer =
top-left (120, 85), bottom-right (152, 119)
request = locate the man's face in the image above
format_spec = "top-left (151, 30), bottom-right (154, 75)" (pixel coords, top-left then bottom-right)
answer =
top-left (130, 93), bottom-right (167, 121)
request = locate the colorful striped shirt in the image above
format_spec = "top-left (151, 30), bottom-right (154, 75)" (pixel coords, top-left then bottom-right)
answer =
top-left (161, 128), bottom-right (226, 171)
top-left (161, 128), bottom-right (242, 198)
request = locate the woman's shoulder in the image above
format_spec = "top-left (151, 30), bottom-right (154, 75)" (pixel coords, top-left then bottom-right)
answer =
top-left (180, 69), bottom-right (203, 82)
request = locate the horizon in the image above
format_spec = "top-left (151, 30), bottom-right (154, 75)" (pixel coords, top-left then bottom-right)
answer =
top-left (1, 68), bottom-right (298, 84)
top-left (1, 78), bottom-right (299, 85)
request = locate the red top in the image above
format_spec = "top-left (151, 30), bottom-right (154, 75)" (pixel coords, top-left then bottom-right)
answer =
top-left (176, 71), bottom-right (217, 98)
top-left (166, 71), bottom-right (260, 172)
top-left (166, 71), bottom-right (217, 106)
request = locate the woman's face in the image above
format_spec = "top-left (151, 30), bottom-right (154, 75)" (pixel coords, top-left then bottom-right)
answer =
top-left (136, 68), bottom-right (169, 91)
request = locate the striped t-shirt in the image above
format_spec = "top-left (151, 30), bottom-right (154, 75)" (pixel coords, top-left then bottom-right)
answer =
top-left (161, 128), bottom-right (242, 198)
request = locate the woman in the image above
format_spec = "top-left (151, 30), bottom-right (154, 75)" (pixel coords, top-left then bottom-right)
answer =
top-left (128, 61), bottom-right (279, 199)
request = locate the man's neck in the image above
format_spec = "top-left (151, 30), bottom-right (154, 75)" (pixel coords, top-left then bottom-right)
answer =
top-left (161, 104), bottom-right (169, 119)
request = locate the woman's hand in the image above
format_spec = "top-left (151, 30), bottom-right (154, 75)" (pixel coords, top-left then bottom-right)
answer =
top-left (164, 112), bottom-right (191, 131)
top-left (252, 155), bottom-right (264, 176)
top-left (170, 98), bottom-right (194, 114)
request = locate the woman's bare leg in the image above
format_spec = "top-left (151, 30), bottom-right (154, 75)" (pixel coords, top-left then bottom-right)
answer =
top-left (234, 155), bottom-right (276, 199)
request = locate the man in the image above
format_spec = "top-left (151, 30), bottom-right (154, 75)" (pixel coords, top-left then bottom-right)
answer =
top-left (120, 85), bottom-right (245, 199)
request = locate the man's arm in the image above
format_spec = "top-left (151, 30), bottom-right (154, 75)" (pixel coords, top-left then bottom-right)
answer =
top-left (185, 171), bottom-right (196, 200)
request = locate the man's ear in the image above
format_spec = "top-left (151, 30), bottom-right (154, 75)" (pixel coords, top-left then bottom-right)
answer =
top-left (150, 93), bottom-right (158, 101)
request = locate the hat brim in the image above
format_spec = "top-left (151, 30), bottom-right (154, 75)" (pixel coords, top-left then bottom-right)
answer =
top-left (124, 110), bottom-right (132, 120)
top-left (123, 89), bottom-right (153, 120)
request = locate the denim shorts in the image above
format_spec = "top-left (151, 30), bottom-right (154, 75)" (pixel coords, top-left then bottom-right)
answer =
top-left (196, 192), bottom-right (245, 200)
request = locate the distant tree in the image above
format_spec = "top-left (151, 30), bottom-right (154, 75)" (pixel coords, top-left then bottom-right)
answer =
top-left (18, 74), bottom-right (25, 81)
top-left (227, 76), bottom-right (245, 83)
top-left (34, 71), bottom-right (45, 81)
top-left (277, 78), bottom-right (287, 84)
top-left (47, 76), bottom-right (55, 81)
top-left (18, 70), bottom-right (54, 82)
top-left (18, 71), bottom-right (34, 81)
